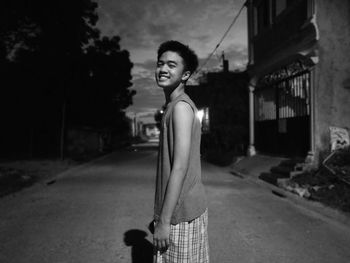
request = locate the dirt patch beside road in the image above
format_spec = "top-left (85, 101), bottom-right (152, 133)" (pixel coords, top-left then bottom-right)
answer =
top-left (0, 159), bottom-right (78, 197)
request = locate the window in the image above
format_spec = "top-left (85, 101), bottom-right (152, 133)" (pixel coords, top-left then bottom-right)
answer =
top-left (275, 0), bottom-right (287, 16)
top-left (272, 0), bottom-right (294, 19)
top-left (256, 0), bottom-right (270, 34)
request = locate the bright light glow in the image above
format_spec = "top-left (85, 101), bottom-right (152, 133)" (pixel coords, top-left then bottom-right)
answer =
top-left (197, 109), bottom-right (204, 123)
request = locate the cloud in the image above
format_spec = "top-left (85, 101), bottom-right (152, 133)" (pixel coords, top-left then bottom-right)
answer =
top-left (96, 0), bottom-right (248, 116)
top-left (127, 86), bottom-right (164, 113)
top-left (97, 0), bottom-right (185, 52)
top-left (132, 75), bottom-right (158, 94)
top-left (224, 43), bottom-right (248, 69)
top-left (97, 0), bottom-right (247, 61)
top-left (127, 59), bottom-right (164, 114)
top-left (133, 65), bottom-right (154, 81)
top-left (135, 59), bottom-right (157, 70)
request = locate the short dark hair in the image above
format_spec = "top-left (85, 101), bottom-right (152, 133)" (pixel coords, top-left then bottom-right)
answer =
top-left (157, 40), bottom-right (199, 74)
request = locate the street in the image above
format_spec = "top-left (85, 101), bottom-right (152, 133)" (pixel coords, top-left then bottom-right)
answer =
top-left (1, 146), bottom-right (350, 263)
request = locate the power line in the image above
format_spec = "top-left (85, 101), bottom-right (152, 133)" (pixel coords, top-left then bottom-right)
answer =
top-left (193, 1), bottom-right (246, 77)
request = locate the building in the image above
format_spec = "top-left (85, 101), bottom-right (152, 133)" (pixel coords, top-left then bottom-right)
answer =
top-left (142, 123), bottom-right (160, 140)
top-left (186, 67), bottom-right (249, 161)
top-left (128, 113), bottom-right (160, 142)
top-left (246, 0), bottom-right (350, 165)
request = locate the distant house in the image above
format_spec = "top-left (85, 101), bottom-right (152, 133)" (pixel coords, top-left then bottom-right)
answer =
top-left (128, 114), bottom-right (160, 142)
top-left (142, 123), bottom-right (160, 139)
top-left (246, 0), bottom-right (350, 165)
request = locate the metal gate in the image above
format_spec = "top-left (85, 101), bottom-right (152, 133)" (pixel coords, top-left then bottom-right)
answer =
top-left (254, 69), bottom-right (311, 156)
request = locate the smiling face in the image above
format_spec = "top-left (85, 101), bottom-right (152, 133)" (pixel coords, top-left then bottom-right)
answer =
top-left (155, 51), bottom-right (190, 91)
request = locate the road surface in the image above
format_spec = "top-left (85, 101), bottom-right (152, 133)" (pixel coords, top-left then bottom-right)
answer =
top-left (1, 145), bottom-right (350, 263)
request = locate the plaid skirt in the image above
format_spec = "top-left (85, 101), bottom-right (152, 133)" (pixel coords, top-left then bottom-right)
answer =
top-left (154, 210), bottom-right (209, 263)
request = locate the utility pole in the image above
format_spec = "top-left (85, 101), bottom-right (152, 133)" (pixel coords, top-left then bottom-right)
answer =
top-left (60, 98), bottom-right (66, 160)
top-left (222, 51), bottom-right (229, 72)
top-left (134, 113), bottom-right (138, 137)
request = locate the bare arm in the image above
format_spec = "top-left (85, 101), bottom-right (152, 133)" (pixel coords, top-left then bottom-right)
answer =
top-left (153, 101), bottom-right (193, 251)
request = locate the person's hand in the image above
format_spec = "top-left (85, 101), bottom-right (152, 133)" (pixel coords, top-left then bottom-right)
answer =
top-left (153, 221), bottom-right (170, 252)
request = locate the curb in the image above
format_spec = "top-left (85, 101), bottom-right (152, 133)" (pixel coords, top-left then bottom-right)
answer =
top-left (1, 152), bottom-right (115, 200)
top-left (50, 146), bottom-right (157, 182)
top-left (45, 152), bottom-right (113, 182)
top-left (230, 167), bottom-right (350, 229)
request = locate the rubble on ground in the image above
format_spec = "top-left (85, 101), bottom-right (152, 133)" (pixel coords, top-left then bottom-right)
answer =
top-left (279, 147), bottom-right (350, 212)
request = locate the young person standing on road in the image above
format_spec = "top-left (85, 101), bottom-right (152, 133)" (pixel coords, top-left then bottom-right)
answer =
top-left (153, 40), bottom-right (209, 263)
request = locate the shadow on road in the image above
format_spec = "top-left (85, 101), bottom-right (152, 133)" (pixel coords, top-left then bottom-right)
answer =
top-left (124, 229), bottom-right (153, 263)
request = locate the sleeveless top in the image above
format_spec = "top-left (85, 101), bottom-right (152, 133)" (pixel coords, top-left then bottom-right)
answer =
top-left (154, 93), bottom-right (207, 225)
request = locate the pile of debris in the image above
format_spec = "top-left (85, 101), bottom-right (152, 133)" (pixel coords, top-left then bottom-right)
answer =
top-left (278, 147), bottom-right (350, 212)
top-left (323, 146), bottom-right (350, 185)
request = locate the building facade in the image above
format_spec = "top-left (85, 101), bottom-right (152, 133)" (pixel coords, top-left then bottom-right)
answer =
top-left (246, 0), bottom-right (350, 165)
top-left (186, 70), bottom-right (249, 160)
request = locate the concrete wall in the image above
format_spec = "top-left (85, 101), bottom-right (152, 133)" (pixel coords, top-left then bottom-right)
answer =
top-left (253, 0), bottom-right (309, 64)
top-left (315, 0), bottom-right (350, 160)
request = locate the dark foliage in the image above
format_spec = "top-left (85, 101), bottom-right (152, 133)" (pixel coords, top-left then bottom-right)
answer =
top-left (0, 1), bottom-right (135, 158)
top-left (0, 167), bottom-right (36, 197)
top-left (310, 182), bottom-right (350, 212)
top-left (198, 72), bottom-right (249, 165)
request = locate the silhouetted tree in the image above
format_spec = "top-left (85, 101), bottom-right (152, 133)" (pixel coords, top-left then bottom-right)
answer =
top-left (69, 36), bottom-right (135, 129)
top-left (0, 0), bottom-right (135, 158)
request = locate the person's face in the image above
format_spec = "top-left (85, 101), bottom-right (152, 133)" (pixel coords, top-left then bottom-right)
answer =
top-left (155, 51), bottom-right (190, 90)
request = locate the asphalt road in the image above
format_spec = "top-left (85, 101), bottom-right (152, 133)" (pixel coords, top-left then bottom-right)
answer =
top-left (1, 145), bottom-right (350, 263)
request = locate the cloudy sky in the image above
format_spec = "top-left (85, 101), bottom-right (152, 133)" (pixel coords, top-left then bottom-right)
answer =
top-left (96, 0), bottom-right (247, 122)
